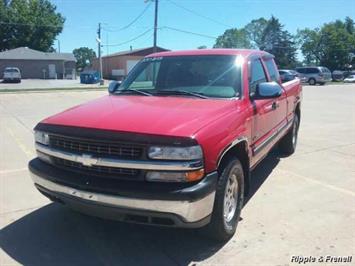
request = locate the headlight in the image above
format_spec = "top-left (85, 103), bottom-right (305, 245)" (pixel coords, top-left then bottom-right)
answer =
top-left (146, 169), bottom-right (204, 182)
top-left (34, 131), bottom-right (49, 145)
top-left (148, 145), bottom-right (203, 160)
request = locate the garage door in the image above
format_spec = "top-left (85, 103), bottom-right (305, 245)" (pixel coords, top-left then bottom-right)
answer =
top-left (126, 60), bottom-right (139, 75)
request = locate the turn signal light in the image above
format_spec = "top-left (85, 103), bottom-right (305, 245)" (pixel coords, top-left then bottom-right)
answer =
top-left (185, 169), bottom-right (205, 182)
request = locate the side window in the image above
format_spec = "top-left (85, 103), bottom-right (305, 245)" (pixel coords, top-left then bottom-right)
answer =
top-left (313, 68), bottom-right (320, 74)
top-left (297, 68), bottom-right (305, 74)
top-left (249, 59), bottom-right (267, 96)
top-left (264, 59), bottom-right (279, 82)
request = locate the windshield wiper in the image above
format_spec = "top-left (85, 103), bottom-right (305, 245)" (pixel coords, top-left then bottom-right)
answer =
top-left (155, 90), bottom-right (209, 99)
top-left (116, 89), bottom-right (153, 96)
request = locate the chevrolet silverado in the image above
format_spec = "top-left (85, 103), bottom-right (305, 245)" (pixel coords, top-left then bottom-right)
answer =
top-left (29, 49), bottom-right (302, 241)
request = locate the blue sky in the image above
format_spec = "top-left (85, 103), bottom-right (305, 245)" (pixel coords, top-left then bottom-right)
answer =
top-left (52, 0), bottom-right (354, 57)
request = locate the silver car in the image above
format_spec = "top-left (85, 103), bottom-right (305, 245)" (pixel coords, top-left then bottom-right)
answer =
top-left (3, 67), bottom-right (21, 83)
top-left (295, 66), bottom-right (332, 85)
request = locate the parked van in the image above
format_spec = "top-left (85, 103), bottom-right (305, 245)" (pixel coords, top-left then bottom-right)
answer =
top-left (295, 66), bottom-right (332, 85)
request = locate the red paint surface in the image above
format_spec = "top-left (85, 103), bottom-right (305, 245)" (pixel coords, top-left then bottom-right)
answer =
top-left (40, 49), bottom-right (302, 173)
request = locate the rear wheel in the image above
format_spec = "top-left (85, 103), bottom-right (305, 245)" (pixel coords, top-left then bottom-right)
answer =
top-left (279, 113), bottom-right (299, 155)
top-left (308, 78), bottom-right (316, 85)
top-left (203, 157), bottom-right (244, 241)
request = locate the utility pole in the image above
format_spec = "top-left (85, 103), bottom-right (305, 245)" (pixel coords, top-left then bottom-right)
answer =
top-left (97, 23), bottom-right (103, 85)
top-left (153, 0), bottom-right (158, 53)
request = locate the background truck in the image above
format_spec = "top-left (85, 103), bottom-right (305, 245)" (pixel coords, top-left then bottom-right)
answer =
top-left (29, 49), bottom-right (302, 241)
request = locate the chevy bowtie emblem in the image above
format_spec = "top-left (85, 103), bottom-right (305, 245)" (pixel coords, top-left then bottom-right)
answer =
top-left (76, 154), bottom-right (98, 167)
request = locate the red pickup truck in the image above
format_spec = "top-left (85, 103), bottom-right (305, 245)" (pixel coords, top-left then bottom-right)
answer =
top-left (29, 49), bottom-right (302, 241)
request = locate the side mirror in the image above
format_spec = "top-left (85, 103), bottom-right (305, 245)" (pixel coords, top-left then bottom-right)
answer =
top-left (254, 82), bottom-right (282, 99)
top-left (108, 80), bottom-right (122, 94)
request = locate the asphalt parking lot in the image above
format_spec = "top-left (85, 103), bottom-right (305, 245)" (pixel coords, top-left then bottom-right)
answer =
top-left (0, 84), bottom-right (354, 266)
top-left (0, 79), bottom-right (107, 91)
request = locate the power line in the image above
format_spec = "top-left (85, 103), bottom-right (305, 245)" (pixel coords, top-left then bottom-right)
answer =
top-left (102, 2), bottom-right (152, 32)
top-left (102, 26), bottom-right (215, 49)
top-left (134, 32), bottom-right (155, 48)
top-left (162, 26), bottom-right (217, 39)
top-left (102, 29), bottom-right (153, 47)
top-left (165, 0), bottom-right (232, 28)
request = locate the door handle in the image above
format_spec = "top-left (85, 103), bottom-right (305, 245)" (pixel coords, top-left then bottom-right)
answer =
top-left (272, 102), bottom-right (279, 110)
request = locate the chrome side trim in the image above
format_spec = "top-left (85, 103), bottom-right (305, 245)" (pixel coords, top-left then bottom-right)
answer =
top-left (217, 137), bottom-right (249, 167)
top-left (35, 143), bottom-right (203, 171)
top-left (30, 172), bottom-right (215, 223)
top-left (253, 119), bottom-right (292, 155)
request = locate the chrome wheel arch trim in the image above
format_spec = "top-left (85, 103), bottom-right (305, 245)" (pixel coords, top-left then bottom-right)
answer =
top-left (217, 137), bottom-right (249, 168)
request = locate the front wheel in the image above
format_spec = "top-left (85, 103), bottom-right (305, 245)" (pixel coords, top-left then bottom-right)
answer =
top-left (203, 157), bottom-right (244, 241)
top-left (279, 114), bottom-right (299, 155)
top-left (308, 78), bottom-right (316, 85)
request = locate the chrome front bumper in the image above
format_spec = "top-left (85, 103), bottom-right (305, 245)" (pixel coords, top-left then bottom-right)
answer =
top-left (30, 171), bottom-right (215, 224)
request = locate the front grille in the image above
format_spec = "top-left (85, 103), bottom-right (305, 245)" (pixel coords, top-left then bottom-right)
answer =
top-left (49, 135), bottom-right (144, 159)
top-left (51, 157), bottom-right (142, 180)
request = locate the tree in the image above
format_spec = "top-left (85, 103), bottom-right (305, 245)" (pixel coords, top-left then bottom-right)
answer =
top-left (213, 16), bottom-right (297, 67)
top-left (259, 16), bottom-right (297, 68)
top-left (214, 28), bottom-right (252, 49)
top-left (296, 28), bottom-right (321, 65)
top-left (297, 17), bottom-right (355, 70)
top-left (0, 0), bottom-right (65, 52)
top-left (244, 18), bottom-right (268, 48)
top-left (73, 47), bottom-right (97, 71)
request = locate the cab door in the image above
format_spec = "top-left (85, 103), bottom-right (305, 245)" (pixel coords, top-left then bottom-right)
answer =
top-left (249, 57), bottom-right (287, 163)
top-left (263, 58), bottom-right (288, 131)
top-left (249, 58), bottom-right (275, 145)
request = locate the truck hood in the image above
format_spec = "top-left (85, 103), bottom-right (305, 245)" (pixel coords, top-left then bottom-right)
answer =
top-left (41, 95), bottom-right (239, 137)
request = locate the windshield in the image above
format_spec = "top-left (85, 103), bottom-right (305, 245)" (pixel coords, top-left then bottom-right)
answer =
top-left (120, 55), bottom-right (242, 98)
top-left (5, 68), bottom-right (19, 73)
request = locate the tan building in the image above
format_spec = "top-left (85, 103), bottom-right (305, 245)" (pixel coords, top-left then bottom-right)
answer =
top-left (92, 46), bottom-right (169, 80)
top-left (0, 47), bottom-right (76, 79)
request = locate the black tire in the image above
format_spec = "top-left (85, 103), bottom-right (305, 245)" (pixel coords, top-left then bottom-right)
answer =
top-left (203, 157), bottom-right (244, 242)
top-left (308, 78), bottom-right (316, 85)
top-left (279, 114), bottom-right (299, 155)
